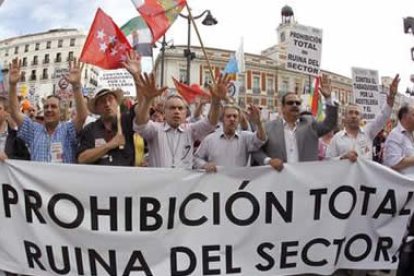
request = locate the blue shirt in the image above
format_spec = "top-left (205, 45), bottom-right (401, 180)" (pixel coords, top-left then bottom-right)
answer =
top-left (18, 116), bottom-right (78, 163)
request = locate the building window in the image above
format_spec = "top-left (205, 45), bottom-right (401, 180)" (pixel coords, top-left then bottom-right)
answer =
top-left (267, 78), bottom-right (274, 96)
top-left (294, 82), bottom-right (300, 94)
top-left (252, 75), bottom-right (260, 94)
top-left (70, 38), bottom-right (76, 47)
top-left (4, 49), bottom-right (8, 57)
top-left (238, 97), bottom-right (246, 108)
top-left (179, 68), bottom-right (187, 83)
top-left (42, 68), bottom-right (48, 80)
top-left (24, 44), bottom-right (29, 53)
top-left (58, 39), bottom-right (63, 48)
top-left (35, 42), bottom-right (40, 51)
top-left (44, 54), bottom-right (49, 64)
top-left (32, 56), bottom-right (38, 66)
top-left (55, 53), bottom-right (61, 63)
top-left (30, 70), bottom-right (37, 81)
top-left (46, 41), bottom-right (51, 49)
top-left (268, 97), bottom-right (273, 109)
top-left (281, 79), bottom-right (289, 95)
top-left (67, 51), bottom-right (74, 61)
top-left (20, 72), bottom-right (26, 82)
top-left (14, 46), bottom-right (19, 54)
top-left (203, 70), bottom-right (212, 88)
top-left (22, 57), bottom-right (27, 67)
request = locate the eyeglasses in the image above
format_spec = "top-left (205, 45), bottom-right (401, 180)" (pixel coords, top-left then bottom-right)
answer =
top-left (285, 100), bottom-right (301, 106)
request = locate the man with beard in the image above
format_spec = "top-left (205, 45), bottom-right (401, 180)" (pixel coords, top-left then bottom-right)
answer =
top-left (194, 104), bottom-right (266, 172)
top-left (253, 74), bottom-right (338, 171)
top-left (327, 74), bottom-right (399, 162)
top-left (8, 58), bottom-right (87, 163)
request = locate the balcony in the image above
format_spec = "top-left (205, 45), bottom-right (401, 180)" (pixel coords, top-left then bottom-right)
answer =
top-left (252, 87), bottom-right (261, 95)
top-left (55, 58), bottom-right (62, 63)
top-left (31, 61), bottom-right (38, 66)
top-left (30, 75), bottom-right (37, 81)
top-left (42, 74), bottom-right (49, 80)
top-left (267, 89), bottom-right (275, 96)
top-left (43, 59), bottom-right (50, 64)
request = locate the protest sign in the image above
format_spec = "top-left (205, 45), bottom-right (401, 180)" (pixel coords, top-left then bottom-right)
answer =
top-left (352, 67), bottom-right (380, 121)
top-left (0, 160), bottom-right (412, 275)
top-left (286, 24), bottom-right (323, 76)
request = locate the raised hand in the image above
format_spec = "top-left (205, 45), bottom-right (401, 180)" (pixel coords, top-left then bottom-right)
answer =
top-left (209, 74), bottom-right (231, 101)
top-left (319, 74), bottom-right (332, 98)
top-left (248, 104), bottom-right (262, 125)
top-left (135, 73), bottom-right (167, 101)
top-left (8, 58), bottom-right (22, 86)
top-left (64, 58), bottom-right (84, 86)
top-left (387, 74), bottom-right (400, 107)
top-left (121, 50), bottom-right (142, 78)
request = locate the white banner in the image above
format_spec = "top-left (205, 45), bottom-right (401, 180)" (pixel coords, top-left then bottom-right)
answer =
top-left (352, 67), bottom-right (380, 121)
top-left (0, 160), bottom-right (413, 276)
top-left (286, 24), bottom-right (323, 76)
top-left (98, 69), bottom-right (136, 97)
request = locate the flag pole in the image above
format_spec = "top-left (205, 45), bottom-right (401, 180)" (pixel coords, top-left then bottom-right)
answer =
top-left (117, 105), bottom-right (124, 150)
top-left (185, 3), bottom-right (216, 85)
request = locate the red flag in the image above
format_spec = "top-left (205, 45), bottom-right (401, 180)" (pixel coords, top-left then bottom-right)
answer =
top-left (172, 78), bottom-right (209, 104)
top-left (80, 8), bottom-right (133, 70)
top-left (132, 0), bottom-right (186, 43)
top-left (311, 76), bottom-right (320, 117)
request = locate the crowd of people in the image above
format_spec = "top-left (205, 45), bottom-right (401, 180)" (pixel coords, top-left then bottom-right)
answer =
top-left (2, 51), bottom-right (411, 276)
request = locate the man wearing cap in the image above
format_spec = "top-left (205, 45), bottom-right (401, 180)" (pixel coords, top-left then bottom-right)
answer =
top-left (8, 58), bottom-right (87, 163)
top-left (77, 87), bottom-right (136, 166)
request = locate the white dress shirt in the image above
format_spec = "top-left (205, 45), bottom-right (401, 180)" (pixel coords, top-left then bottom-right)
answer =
top-left (383, 122), bottom-right (414, 168)
top-left (283, 119), bottom-right (299, 163)
top-left (326, 104), bottom-right (392, 160)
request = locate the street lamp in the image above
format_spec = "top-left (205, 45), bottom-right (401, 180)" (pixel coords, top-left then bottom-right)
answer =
top-left (179, 10), bottom-right (217, 84)
top-left (155, 36), bottom-right (175, 87)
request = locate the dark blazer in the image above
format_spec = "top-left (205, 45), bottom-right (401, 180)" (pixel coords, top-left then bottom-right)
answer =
top-left (5, 126), bottom-right (30, 160)
top-left (253, 104), bottom-right (338, 164)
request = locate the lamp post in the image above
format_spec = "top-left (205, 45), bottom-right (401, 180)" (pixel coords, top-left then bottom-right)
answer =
top-left (179, 10), bottom-right (217, 84)
top-left (157, 36), bottom-right (175, 87)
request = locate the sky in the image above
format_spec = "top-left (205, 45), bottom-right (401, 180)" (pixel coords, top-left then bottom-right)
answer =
top-left (1, 0), bottom-right (414, 91)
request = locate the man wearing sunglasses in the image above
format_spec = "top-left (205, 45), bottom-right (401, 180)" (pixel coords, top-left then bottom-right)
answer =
top-left (253, 74), bottom-right (338, 171)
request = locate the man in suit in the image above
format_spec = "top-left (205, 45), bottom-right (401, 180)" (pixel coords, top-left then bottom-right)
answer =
top-left (253, 74), bottom-right (338, 171)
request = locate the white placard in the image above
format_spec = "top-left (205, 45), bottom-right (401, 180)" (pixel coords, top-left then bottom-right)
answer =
top-left (352, 67), bottom-right (380, 121)
top-left (286, 24), bottom-right (323, 76)
top-left (98, 69), bottom-right (136, 97)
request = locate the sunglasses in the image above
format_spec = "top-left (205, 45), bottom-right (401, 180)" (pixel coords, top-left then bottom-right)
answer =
top-left (285, 100), bottom-right (301, 106)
